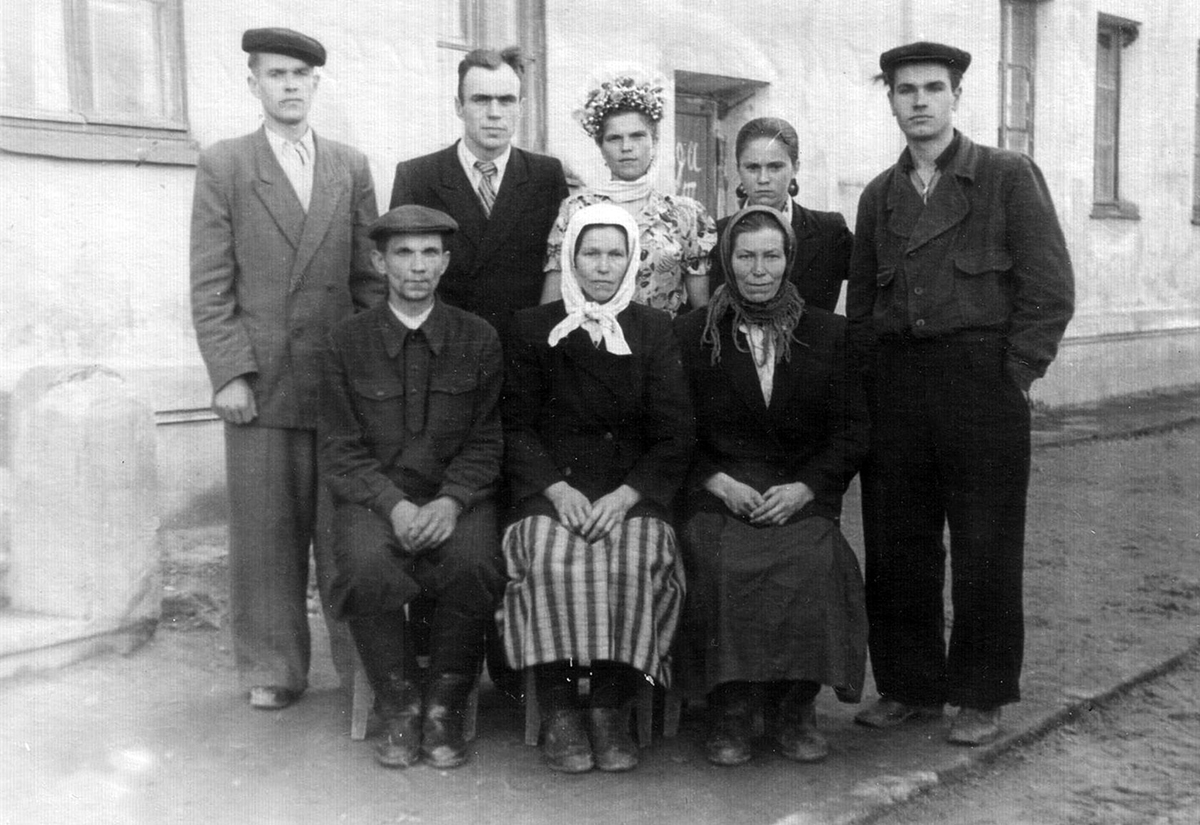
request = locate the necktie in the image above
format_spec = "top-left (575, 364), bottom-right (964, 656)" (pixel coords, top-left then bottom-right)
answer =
top-left (475, 160), bottom-right (497, 217)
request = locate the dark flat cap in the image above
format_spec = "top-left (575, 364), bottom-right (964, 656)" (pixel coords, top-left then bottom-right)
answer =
top-left (369, 205), bottom-right (460, 241)
top-left (242, 27), bottom-right (326, 66)
top-left (880, 42), bottom-right (971, 74)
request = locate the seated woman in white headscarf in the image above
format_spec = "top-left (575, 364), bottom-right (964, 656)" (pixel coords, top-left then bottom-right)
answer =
top-left (499, 203), bottom-right (695, 774)
top-left (540, 74), bottom-right (716, 317)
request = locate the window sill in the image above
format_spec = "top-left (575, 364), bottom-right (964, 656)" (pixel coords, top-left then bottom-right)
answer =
top-left (0, 115), bottom-right (197, 166)
top-left (1090, 201), bottom-right (1141, 221)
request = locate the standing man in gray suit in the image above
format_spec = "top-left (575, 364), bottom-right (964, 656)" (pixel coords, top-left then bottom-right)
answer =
top-left (190, 27), bottom-right (383, 709)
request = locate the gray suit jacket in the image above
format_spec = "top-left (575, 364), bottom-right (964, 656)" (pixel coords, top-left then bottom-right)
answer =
top-left (190, 126), bottom-right (383, 428)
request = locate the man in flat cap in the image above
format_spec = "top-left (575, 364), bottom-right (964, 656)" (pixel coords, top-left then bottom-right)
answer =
top-left (319, 205), bottom-right (505, 769)
top-left (191, 27), bottom-right (382, 710)
top-left (389, 46), bottom-right (568, 344)
top-left (847, 42), bottom-right (1074, 745)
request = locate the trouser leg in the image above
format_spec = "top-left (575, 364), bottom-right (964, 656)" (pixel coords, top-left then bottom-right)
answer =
top-left (861, 348), bottom-right (949, 706)
top-left (314, 481), bottom-right (355, 691)
top-left (225, 424), bottom-right (313, 693)
top-left (937, 340), bottom-right (1031, 709)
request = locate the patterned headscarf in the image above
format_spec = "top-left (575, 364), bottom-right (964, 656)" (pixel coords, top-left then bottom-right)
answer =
top-left (702, 205), bottom-right (805, 365)
top-left (548, 203), bottom-right (643, 356)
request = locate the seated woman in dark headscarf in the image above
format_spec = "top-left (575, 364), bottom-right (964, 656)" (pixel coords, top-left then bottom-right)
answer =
top-left (499, 203), bottom-right (695, 774)
top-left (674, 205), bottom-right (869, 767)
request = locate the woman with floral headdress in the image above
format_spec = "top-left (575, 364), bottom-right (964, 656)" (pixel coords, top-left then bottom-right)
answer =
top-left (540, 75), bottom-right (716, 317)
top-left (674, 205), bottom-right (869, 767)
top-left (500, 202), bottom-right (695, 773)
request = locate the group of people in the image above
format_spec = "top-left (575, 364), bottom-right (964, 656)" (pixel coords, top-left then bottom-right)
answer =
top-left (190, 28), bottom-right (1074, 776)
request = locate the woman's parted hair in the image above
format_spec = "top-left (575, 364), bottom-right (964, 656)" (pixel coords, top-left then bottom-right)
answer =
top-left (573, 223), bottom-right (629, 258)
top-left (734, 117), bottom-right (800, 166)
top-left (596, 108), bottom-right (660, 147)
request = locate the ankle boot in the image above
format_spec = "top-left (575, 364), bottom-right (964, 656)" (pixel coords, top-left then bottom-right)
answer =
top-left (537, 665), bottom-right (592, 773)
top-left (348, 614), bottom-right (422, 768)
top-left (421, 672), bottom-right (475, 768)
top-left (775, 681), bottom-right (828, 763)
top-left (706, 682), bottom-right (753, 767)
top-left (588, 662), bottom-right (639, 771)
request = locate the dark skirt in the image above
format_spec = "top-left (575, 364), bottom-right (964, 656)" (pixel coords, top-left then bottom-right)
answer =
top-left (676, 511), bottom-right (866, 701)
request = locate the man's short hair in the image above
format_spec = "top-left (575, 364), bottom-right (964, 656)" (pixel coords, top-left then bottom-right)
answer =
top-left (457, 46), bottom-right (526, 100)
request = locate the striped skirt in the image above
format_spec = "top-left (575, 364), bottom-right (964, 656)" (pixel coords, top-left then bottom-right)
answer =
top-left (497, 515), bottom-right (685, 686)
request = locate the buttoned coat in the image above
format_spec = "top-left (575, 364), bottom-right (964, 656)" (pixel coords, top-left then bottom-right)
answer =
top-left (502, 301), bottom-right (695, 523)
top-left (389, 142), bottom-right (568, 340)
top-left (190, 127), bottom-right (382, 428)
top-left (846, 133), bottom-right (1073, 389)
top-left (708, 201), bottom-right (854, 313)
top-left (673, 307), bottom-right (869, 522)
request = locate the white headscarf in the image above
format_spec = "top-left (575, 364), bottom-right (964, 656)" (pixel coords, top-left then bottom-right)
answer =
top-left (548, 203), bottom-right (642, 356)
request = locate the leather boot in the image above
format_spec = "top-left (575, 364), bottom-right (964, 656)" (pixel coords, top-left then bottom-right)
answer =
top-left (589, 706), bottom-right (638, 772)
top-left (776, 698), bottom-right (829, 763)
top-left (421, 673), bottom-right (475, 768)
top-left (537, 665), bottom-right (592, 773)
top-left (348, 614), bottom-right (422, 768)
top-left (706, 682), bottom-right (753, 767)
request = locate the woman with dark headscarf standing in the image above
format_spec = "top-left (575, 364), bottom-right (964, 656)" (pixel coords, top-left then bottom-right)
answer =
top-left (707, 117), bottom-right (853, 312)
top-left (674, 205), bottom-right (869, 767)
top-left (500, 202), bottom-right (694, 774)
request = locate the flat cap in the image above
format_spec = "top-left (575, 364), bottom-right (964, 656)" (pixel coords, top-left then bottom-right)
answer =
top-left (369, 205), bottom-right (460, 241)
top-left (242, 27), bottom-right (326, 67)
top-left (880, 41), bottom-right (971, 75)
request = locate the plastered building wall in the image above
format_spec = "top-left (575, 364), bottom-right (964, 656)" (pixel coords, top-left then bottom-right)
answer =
top-left (1, 0), bottom-right (1198, 524)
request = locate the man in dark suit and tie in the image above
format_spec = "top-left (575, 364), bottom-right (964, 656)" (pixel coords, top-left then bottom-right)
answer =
top-left (389, 46), bottom-right (568, 343)
top-left (190, 28), bottom-right (382, 710)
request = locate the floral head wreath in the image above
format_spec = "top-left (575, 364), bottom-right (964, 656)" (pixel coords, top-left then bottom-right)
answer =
top-left (578, 76), bottom-right (666, 138)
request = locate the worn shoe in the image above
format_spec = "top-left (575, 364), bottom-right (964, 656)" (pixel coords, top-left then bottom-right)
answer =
top-left (706, 705), bottom-right (753, 767)
top-left (854, 697), bottom-right (944, 729)
top-left (776, 700), bottom-right (829, 763)
top-left (947, 707), bottom-right (1002, 746)
top-left (421, 673), bottom-right (474, 769)
top-left (542, 710), bottom-right (594, 773)
top-left (374, 678), bottom-right (423, 769)
top-left (589, 707), bottom-right (639, 772)
top-left (248, 686), bottom-right (298, 710)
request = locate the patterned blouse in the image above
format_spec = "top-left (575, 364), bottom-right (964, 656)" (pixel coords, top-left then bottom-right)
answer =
top-left (546, 190), bottom-right (717, 317)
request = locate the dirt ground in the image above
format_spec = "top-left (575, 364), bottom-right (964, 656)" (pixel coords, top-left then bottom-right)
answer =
top-left (870, 645), bottom-right (1200, 825)
top-left (2, 424), bottom-right (1198, 825)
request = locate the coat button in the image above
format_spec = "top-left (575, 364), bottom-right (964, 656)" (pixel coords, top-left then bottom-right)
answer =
top-left (375, 389), bottom-right (386, 397)
top-left (915, 319), bottom-right (926, 327)
top-left (604, 432), bottom-right (614, 441)
top-left (913, 286), bottom-right (924, 295)
top-left (563, 467), bottom-right (572, 477)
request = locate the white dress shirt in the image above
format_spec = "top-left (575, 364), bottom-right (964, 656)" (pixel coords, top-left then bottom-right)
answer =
top-left (457, 139), bottom-right (511, 196)
top-left (739, 324), bottom-right (777, 407)
top-left (264, 126), bottom-right (315, 211)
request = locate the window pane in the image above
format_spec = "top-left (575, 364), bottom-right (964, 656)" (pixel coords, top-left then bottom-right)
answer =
top-left (87, 0), bottom-right (165, 118)
top-left (0, 1), bottom-right (71, 112)
top-left (1006, 67), bottom-right (1030, 130)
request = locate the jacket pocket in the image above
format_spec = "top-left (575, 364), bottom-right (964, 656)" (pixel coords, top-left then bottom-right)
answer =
top-left (953, 248), bottom-right (1013, 327)
top-left (429, 373), bottom-right (478, 436)
top-left (350, 378), bottom-right (407, 444)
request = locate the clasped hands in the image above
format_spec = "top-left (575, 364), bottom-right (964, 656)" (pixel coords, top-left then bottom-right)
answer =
top-left (389, 496), bottom-right (462, 556)
top-left (705, 472), bottom-right (813, 526)
top-left (544, 481), bottom-right (641, 543)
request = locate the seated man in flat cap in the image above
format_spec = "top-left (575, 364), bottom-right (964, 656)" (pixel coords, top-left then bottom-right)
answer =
top-left (190, 27), bottom-right (381, 710)
top-left (319, 205), bottom-right (505, 769)
top-left (847, 42), bottom-right (1073, 745)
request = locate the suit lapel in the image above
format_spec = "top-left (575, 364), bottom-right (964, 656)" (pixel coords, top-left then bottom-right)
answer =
top-left (435, 144), bottom-right (485, 263)
top-left (250, 128), bottom-right (304, 249)
top-left (905, 170), bottom-right (970, 252)
top-left (474, 148), bottom-right (530, 271)
top-left (790, 202), bottom-right (820, 287)
top-left (290, 133), bottom-right (348, 292)
top-left (719, 323), bottom-right (769, 417)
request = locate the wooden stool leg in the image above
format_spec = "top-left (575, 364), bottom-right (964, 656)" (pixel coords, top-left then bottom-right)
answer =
top-left (663, 690), bottom-right (683, 738)
top-left (524, 669), bottom-right (541, 746)
top-left (635, 679), bottom-right (654, 747)
top-left (464, 678), bottom-right (480, 742)
top-left (350, 651), bottom-right (374, 741)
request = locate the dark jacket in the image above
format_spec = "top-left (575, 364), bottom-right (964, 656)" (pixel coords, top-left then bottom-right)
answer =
top-left (319, 300), bottom-right (503, 518)
top-left (708, 200), bottom-right (853, 313)
top-left (190, 127), bottom-right (383, 428)
top-left (674, 307), bottom-right (868, 522)
top-left (846, 132), bottom-right (1074, 390)
top-left (502, 301), bottom-right (695, 523)
top-left (389, 142), bottom-right (569, 341)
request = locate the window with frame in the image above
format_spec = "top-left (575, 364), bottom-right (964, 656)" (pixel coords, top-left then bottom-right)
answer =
top-left (436, 0), bottom-right (547, 151)
top-left (1092, 13), bottom-right (1140, 219)
top-left (0, 0), bottom-right (194, 165)
top-left (1193, 41), bottom-right (1200, 225)
top-left (999, 0), bottom-right (1035, 156)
